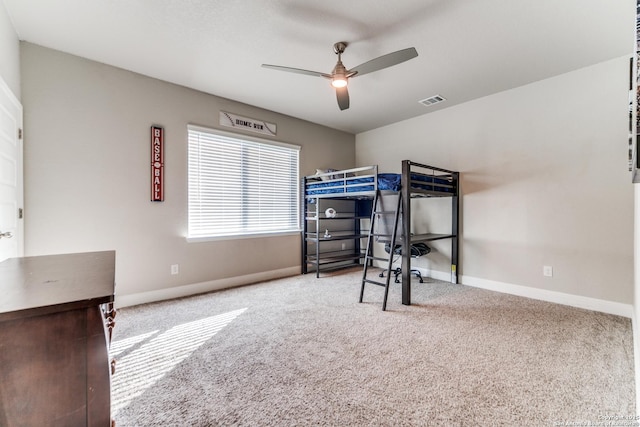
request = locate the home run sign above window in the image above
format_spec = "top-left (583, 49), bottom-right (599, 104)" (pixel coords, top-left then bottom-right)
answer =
top-left (220, 112), bottom-right (276, 136)
top-left (151, 126), bottom-right (164, 202)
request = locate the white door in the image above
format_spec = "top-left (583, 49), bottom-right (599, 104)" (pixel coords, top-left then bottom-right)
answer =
top-left (0, 77), bottom-right (23, 262)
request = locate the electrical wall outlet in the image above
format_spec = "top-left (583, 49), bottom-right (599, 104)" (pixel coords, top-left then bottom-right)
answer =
top-left (543, 265), bottom-right (553, 277)
top-left (171, 264), bottom-right (179, 275)
top-left (341, 243), bottom-right (347, 250)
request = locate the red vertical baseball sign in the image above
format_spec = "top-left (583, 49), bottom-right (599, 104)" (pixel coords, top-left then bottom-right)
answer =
top-left (151, 126), bottom-right (164, 201)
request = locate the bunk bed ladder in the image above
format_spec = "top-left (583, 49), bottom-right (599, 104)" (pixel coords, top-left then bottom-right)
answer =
top-left (359, 190), bottom-right (402, 311)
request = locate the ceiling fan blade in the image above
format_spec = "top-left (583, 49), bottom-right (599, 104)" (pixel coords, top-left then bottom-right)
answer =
top-left (261, 64), bottom-right (331, 79)
top-left (336, 86), bottom-right (350, 111)
top-left (349, 47), bottom-right (418, 77)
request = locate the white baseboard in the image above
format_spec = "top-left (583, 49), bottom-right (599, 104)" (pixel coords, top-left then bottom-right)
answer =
top-left (115, 266), bottom-right (300, 308)
top-left (633, 312), bottom-right (640, 412)
top-left (117, 264), bottom-right (633, 319)
top-left (417, 267), bottom-right (454, 283)
top-left (411, 266), bottom-right (632, 318)
top-left (460, 274), bottom-right (633, 318)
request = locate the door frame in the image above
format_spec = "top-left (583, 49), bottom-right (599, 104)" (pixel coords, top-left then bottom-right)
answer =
top-left (0, 75), bottom-right (24, 260)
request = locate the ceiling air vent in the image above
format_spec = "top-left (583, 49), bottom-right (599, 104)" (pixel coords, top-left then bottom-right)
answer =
top-left (419, 95), bottom-right (446, 107)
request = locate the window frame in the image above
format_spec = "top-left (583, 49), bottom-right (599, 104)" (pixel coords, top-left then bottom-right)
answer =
top-left (186, 125), bottom-right (301, 242)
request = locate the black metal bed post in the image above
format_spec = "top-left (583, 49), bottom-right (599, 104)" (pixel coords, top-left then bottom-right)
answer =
top-left (401, 160), bottom-right (412, 305)
top-left (354, 202), bottom-right (361, 267)
top-left (315, 196), bottom-right (320, 278)
top-left (301, 176), bottom-right (308, 274)
top-left (451, 172), bottom-right (459, 284)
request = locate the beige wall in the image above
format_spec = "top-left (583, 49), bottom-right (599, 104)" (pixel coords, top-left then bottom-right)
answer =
top-left (357, 55), bottom-right (634, 304)
top-left (0, 0), bottom-right (20, 98)
top-left (20, 42), bottom-right (355, 305)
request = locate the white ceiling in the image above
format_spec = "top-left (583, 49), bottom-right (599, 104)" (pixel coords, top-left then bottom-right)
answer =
top-left (3, 0), bottom-right (634, 134)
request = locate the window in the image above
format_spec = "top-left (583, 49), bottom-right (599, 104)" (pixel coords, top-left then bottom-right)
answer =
top-left (188, 126), bottom-right (300, 239)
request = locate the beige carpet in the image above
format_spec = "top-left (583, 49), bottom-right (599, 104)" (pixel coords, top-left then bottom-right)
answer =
top-left (110, 268), bottom-right (635, 426)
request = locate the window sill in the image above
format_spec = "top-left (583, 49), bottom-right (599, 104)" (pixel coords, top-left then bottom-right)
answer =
top-left (186, 230), bottom-right (301, 243)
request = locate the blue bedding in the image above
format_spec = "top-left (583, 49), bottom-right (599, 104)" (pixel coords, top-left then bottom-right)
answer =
top-left (305, 177), bottom-right (374, 195)
top-left (305, 173), bottom-right (451, 196)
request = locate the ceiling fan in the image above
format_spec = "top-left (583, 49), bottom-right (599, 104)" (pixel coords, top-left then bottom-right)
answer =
top-left (262, 42), bottom-right (418, 111)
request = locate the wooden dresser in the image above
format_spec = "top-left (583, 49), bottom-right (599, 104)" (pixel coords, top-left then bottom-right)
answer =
top-left (0, 251), bottom-right (116, 427)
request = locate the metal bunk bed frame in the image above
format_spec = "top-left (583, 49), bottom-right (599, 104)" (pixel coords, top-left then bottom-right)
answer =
top-left (359, 160), bottom-right (459, 309)
top-left (400, 160), bottom-right (459, 305)
top-left (301, 160), bottom-right (460, 306)
top-left (301, 165), bottom-right (378, 277)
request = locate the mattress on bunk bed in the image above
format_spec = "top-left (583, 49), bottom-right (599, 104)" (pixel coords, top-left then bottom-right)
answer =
top-left (305, 173), bottom-right (396, 195)
top-left (305, 173), bottom-right (452, 195)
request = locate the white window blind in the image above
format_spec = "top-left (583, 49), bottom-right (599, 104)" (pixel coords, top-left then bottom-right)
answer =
top-left (188, 126), bottom-right (300, 239)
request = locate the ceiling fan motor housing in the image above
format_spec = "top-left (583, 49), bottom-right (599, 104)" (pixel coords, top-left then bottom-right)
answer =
top-left (333, 42), bottom-right (347, 55)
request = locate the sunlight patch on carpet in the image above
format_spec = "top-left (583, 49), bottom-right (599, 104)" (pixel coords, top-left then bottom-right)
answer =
top-left (110, 330), bottom-right (159, 357)
top-left (110, 308), bottom-right (247, 416)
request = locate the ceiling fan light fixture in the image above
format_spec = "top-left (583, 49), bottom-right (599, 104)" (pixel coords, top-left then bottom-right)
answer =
top-left (331, 77), bottom-right (348, 88)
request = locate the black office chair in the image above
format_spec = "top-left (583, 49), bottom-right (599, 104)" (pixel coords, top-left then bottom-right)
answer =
top-left (379, 242), bottom-right (431, 283)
